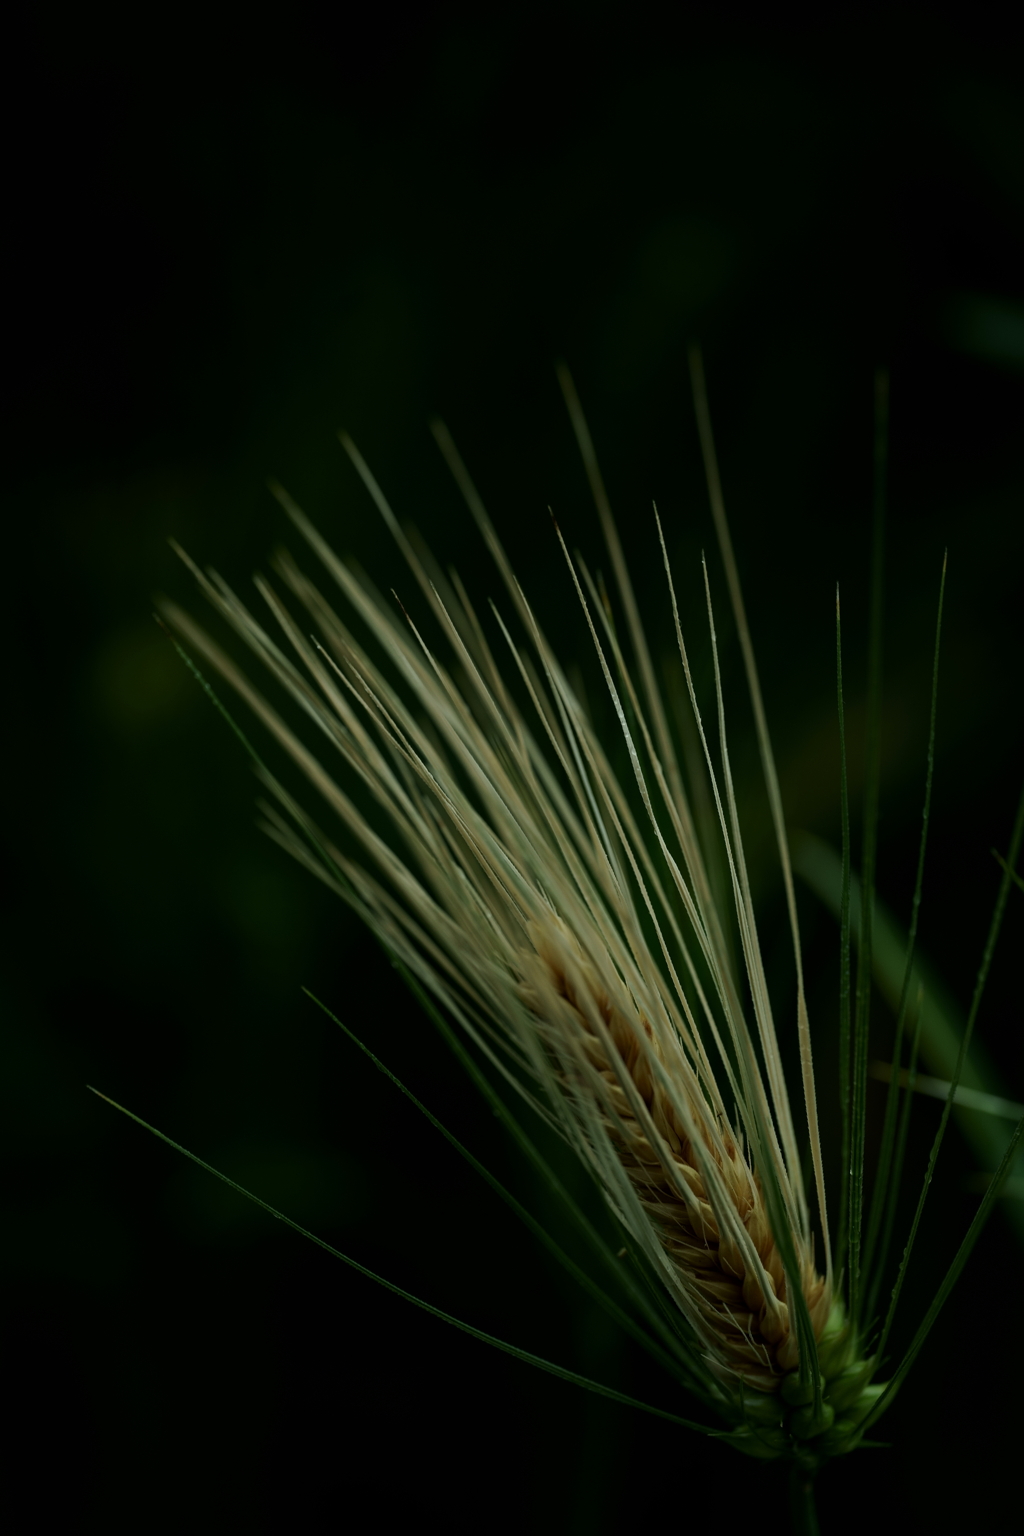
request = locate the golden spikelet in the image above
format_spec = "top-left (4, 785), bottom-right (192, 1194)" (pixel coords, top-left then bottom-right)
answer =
top-left (520, 916), bottom-right (830, 1394)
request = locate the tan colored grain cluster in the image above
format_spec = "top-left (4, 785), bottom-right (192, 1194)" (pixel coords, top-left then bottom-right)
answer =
top-left (520, 922), bottom-right (830, 1393)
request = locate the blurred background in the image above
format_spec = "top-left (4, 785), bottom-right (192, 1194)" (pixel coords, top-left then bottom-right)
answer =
top-left (4, 5), bottom-right (1022, 1532)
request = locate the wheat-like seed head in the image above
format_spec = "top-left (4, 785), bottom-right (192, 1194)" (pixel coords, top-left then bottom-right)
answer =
top-left (520, 917), bottom-right (831, 1392)
top-left (162, 371), bottom-right (873, 1450)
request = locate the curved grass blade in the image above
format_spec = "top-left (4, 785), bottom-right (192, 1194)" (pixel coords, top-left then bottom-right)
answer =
top-left (869, 1062), bottom-right (1023, 1120)
top-left (300, 986), bottom-right (698, 1389)
top-left (87, 1086), bottom-right (718, 1433)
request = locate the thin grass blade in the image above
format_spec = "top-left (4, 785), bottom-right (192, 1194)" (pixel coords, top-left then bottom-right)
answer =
top-left (849, 369), bottom-right (889, 1332)
top-left (835, 587), bottom-right (853, 1281)
top-left (86, 1086), bottom-right (719, 1432)
top-left (300, 987), bottom-right (698, 1387)
top-left (872, 780), bottom-right (1024, 1367)
top-left (857, 1108), bottom-right (1024, 1442)
top-left (792, 831), bottom-right (1024, 1249)
top-left (863, 553), bottom-right (946, 1290)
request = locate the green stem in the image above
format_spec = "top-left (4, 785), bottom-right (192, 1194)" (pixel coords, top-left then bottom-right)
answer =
top-left (789, 1464), bottom-right (821, 1536)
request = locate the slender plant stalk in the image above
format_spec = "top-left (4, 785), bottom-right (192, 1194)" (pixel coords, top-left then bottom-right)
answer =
top-left (863, 555), bottom-right (946, 1309)
top-left (849, 368), bottom-right (889, 1333)
top-left (835, 588), bottom-right (853, 1282)
top-left (789, 1463), bottom-right (821, 1536)
top-left (871, 986), bottom-right (925, 1321)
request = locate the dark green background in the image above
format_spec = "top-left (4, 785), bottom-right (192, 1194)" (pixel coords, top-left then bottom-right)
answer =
top-left (5, 6), bottom-right (1022, 1532)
